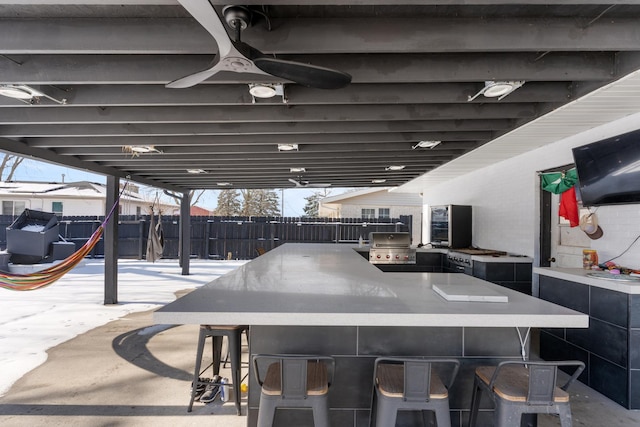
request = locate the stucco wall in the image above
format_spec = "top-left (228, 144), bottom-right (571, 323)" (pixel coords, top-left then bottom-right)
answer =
top-left (420, 112), bottom-right (640, 268)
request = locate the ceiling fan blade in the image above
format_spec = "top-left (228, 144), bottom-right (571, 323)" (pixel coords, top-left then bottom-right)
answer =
top-left (288, 178), bottom-right (331, 188)
top-left (288, 178), bottom-right (304, 187)
top-left (173, 0), bottom-right (351, 90)
top-left (166, 60), bottom-right (223, 89)
top-left (253, 57), bottom-right (352, 90)
top-left (176, 0), bottom-right (233, 55)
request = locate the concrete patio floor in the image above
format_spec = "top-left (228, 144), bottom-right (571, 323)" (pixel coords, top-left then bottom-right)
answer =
top-left (1, 291), bottom-right (640, 426)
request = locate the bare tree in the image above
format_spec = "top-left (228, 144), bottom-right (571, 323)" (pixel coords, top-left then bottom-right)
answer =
top-left (163, 189), bottom-right (206, 209)
top-left (0, 154), bottom-right (25, 181)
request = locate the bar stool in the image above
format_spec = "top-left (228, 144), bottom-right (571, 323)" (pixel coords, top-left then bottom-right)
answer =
top-left (369, 357), bottom-right (460, 427)
top-left (188, 324), bottom-right (248, 415)
top-left (469, 360), bottom-right (585, 427)
top-left (252, 354), bottom-right (335, 427)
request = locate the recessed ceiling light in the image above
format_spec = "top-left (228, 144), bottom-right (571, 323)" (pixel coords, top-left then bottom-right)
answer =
top-left (290, 167), bottom-right (306, 173)
top-left (217, 182), bottom-right (232, 186)
top-left (129, 145), bottom-right (156, 153)
top-left (385, 165), bottom-right (405, 171)
top-left (468, 80), bottom-right (525, 102)
top-left (122, 145), bottom-right (162, 156)
top-left (0, 84), bottom-right (34, 100)
top-left (0, 84), bottom-right (67, 104)
top-left (187, 168), bottom-right (207, 174)
top-left (413, 140), bottom-right (441, 149)
top-left (277, 143), bottom-right (298, 151)
top-left (249, 84), bottom-right (277, 98)
top-left (372, 179), bottom-right (387, 184)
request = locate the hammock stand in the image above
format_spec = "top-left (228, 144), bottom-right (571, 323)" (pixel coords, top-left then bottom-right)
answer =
top-left (0, 180), bottom-right (128, 291)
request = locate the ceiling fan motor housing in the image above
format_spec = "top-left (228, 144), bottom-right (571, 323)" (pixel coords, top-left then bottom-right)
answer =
top-left (223, 5), bottom-right (252, 30)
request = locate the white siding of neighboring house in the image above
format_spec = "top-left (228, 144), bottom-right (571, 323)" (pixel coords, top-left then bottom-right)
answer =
top-left (418, 112), bottom-right (640, 269)
top-left (320, 189), bottom-right (424, 245)
top-left (0, 182), bottom-right (173, 218)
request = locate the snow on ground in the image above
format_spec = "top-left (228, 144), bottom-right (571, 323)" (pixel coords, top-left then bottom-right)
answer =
top-left (0, 258), bottom-right (247, 396)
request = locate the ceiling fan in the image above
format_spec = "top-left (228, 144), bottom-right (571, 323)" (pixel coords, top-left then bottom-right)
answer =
top-left (167, 1), bottom-right (352, 90)
top-left (288, 178), bottom-right (331, 188)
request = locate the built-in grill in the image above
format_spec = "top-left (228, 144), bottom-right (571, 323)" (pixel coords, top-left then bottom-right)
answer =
top-left (447, 248), bottom-right (506, 273)
top-left (369, 232), bottom-right (416, 264)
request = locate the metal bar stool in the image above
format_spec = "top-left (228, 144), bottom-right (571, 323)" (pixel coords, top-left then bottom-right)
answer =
top-left (253, 354), bottom-right (335, 427)
top-left (188, 324), bottom-right (248, 415)
top-left (369, 357), bottom-right (460, 427)
top-left (469, 360), bottom-right (585, 427)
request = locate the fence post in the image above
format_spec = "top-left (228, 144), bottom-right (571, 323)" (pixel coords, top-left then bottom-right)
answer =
top-left (138, 219), bottom-right (145, 260)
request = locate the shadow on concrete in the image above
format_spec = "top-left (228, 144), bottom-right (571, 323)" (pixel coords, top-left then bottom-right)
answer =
top-left (112, 324), bottom-right (192, 382)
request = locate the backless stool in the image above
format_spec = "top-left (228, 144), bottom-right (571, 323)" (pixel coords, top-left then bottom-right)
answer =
top-left (469, 360), bottom-right (585, 427)
top-left (369, 357), bottom-right (460, 427)
top-left (253, 354), bottom-right (335, 427)
top-left (188, 325), bottom-right (249, 415)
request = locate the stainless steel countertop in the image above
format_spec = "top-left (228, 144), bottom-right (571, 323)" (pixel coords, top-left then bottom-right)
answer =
top-left (154, 243), bottom-right (586, 328)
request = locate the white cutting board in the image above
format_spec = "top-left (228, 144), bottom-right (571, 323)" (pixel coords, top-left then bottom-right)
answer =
top-left (433, 284), bottom-right (509, 303)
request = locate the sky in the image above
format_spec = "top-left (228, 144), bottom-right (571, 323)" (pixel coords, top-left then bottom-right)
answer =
top-left (5, 157), bottom-right (352, 217)
top-left (0, 258), bottom-right (248, 396)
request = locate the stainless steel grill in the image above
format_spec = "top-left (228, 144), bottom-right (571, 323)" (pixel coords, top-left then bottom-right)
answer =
top-left (368, 232), bottom-right (416, 264)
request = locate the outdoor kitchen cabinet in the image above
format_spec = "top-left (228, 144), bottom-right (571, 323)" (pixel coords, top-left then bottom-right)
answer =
top-left (535, 267), bottom-right (640, 409)
top-left (375, 251), bottom-right (444, 272)
top-left (473, 259), bottom-right (533, 295)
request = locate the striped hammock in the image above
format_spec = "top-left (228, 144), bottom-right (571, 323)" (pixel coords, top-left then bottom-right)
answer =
top-left (0, 179), bottom-right (127, 291)
top-left (0, 225), bottom-right (104, 291)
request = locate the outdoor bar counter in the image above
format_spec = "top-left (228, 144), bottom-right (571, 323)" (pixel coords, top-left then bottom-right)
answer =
top-left (154, 244), bottom-right (587, 426)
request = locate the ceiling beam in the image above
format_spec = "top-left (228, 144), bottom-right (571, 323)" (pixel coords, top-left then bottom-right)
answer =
top-left (0, 82), bottom-right (573, 107)
top-left (0, 137), bottom-right (186, 192)
top-left (1, 17), bottom-right (639, 54)
top-left (0, 103), bottom-right (541, 124)
top-left (52, 141), bottom-right (477, 155)
top-left (0, 119), bottom-right (513, 137)
top-left (29, 134), bottom-right (487, 149)
top-left (0, 53), bottom-right (615, 84)
top-left (75, 150), bottom-right (460, 163)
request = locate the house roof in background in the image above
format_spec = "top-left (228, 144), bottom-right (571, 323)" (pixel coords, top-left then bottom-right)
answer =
top-left (321, 187), bottom-right (423, 205)
top-left (0, 180), bottom-right (145, 201)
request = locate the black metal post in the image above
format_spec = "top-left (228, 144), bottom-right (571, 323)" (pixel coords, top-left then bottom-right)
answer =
top-left (104, 175), bottom-right (119, 304)
top-left (180, 191), bottom-right (190, 275)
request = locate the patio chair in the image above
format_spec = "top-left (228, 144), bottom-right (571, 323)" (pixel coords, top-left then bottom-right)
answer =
top-left (253, 354), bottom-right (335, 427)
top-left (369, 357), bottom-right (460, 427)
top-left (469, 360), bottom-right (585, 427)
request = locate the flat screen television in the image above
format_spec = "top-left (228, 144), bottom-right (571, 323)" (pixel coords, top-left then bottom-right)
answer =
top-left (572, 128), bottom-right (640, 206)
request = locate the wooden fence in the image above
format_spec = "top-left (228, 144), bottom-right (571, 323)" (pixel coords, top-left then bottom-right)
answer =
top-left (0, 215), bottom-right (412, 260)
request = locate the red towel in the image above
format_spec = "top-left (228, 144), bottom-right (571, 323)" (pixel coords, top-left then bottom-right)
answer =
top-left (559, 186), bottom-right (580, 227)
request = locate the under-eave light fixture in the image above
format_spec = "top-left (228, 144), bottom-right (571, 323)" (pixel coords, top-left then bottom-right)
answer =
top-left (412, 140), bottom-right (441, 149)
top-left (277, 143), bottom-right (298, 151)
top-left (0, 84), bottom-right (67, 104)
top-left (186, 168), bottom-right (207, 174)
top-left (248, 83), bottom-right (286, 102)
top-left (385, 165), bottom-right (405, 171)
top-left (217, 182), bottom-right (232, 186)
top-left (372, 179), bottom-right (387, 184)
top-left (290, 167), bottom-right (306, 173)
top-left (468, 80), bottom-right (525, 102)
top-left (122, 145), bottom-right (162, 157)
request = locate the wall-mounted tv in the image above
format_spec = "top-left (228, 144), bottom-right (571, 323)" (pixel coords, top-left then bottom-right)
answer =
top-left (572, 128), bottom-right (640, 206)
